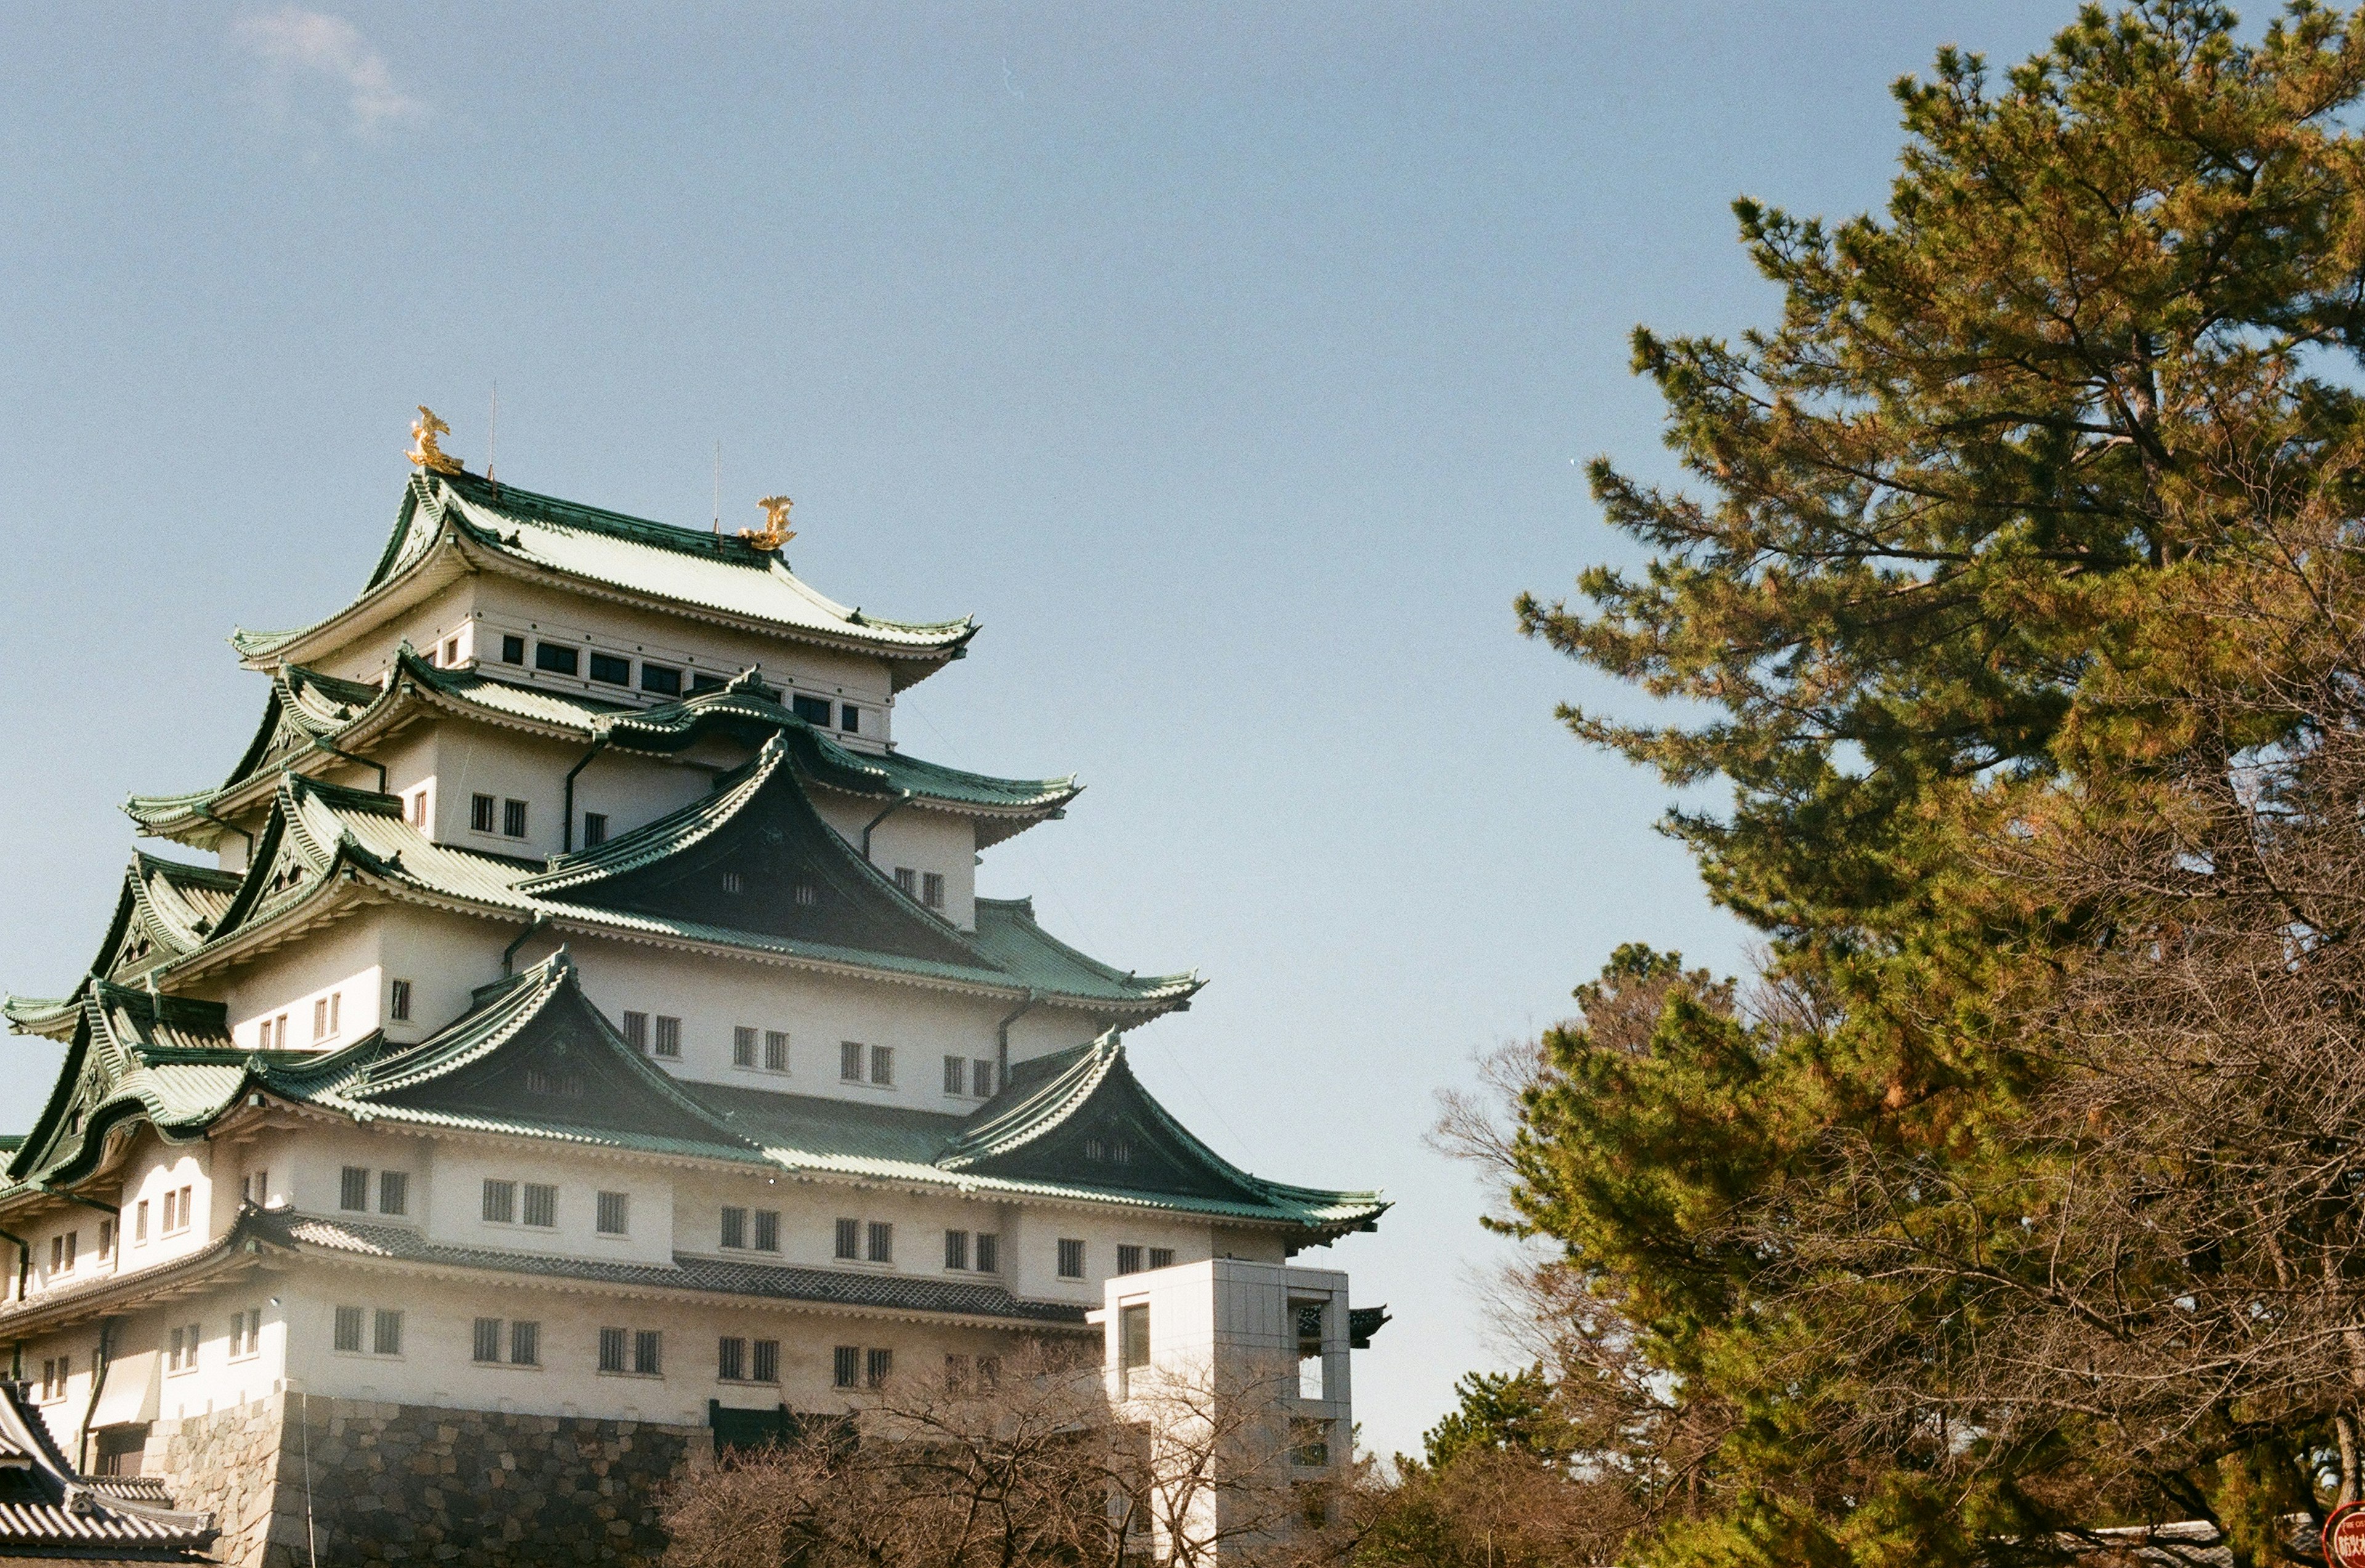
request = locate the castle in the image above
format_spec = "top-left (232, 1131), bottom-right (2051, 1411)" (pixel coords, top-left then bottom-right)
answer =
top-left (0, 429), bottom-right (1384, 1565)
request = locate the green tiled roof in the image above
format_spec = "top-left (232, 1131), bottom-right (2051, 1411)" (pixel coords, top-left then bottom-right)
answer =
top-left (233, 471), bottom-right (976, 679)
top-left (152, 748), bottom-right (1194, 1013)
top-left (6, 951), bottom-right (1378, 1238)
top-left (129, 649), bottom-right (1076, 849)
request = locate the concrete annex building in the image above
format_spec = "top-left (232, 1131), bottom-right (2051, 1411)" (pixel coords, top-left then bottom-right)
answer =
top-left (0, 430), bottom-right (1385, 1565)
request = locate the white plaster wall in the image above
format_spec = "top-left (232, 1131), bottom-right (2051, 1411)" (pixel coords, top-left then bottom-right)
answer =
top-left (999, 1204), bottom-right (1213, 1309)
top-left (810, 798), bottom-right (979, 931)
top-left (555, 936), bottom-right (1102, 1105)
top-left (219, 916), bottom-right (386, 1054)
top-left (273, 1267), bottom-right (1053, 1422)
top-left (421, 1143), bottom-right (674, 1267)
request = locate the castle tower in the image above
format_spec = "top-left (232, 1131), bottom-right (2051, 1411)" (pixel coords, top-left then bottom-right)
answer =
top-left (0, 457), bottom-right (1384, 1566)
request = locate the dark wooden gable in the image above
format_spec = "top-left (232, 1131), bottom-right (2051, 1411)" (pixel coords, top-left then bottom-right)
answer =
top-left (567, 758), bottom-right (980, 966)
top-left (376, 982), bottom-right (734, 1146)
top-left (963, 1064), bottom-right (1266, 1205)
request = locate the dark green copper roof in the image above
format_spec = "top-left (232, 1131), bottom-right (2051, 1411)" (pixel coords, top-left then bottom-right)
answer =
top-left (232, 471), bottom-right (977, 675)
top-left (158, 746), bottom-right (1195, 1013)
top-left (129, 649), bottom-right (1076, 848)
top-left (5, 950), bottom-right (1380, 1238)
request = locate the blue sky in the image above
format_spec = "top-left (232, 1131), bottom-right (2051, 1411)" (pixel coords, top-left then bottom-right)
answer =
top-left (0, 1), bottom-right (2074, 1456)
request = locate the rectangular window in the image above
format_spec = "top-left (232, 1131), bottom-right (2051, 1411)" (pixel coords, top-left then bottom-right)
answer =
top-left (510, 1320), bottom-right (540, 1366)
top-left (373, 1309), bottom-right (403, 1356)
top-left (522, 1183), bottom-right (557, 1228)
top-left (471, 793), bottom-right (496, 833)
top-left (1057, 1238), bottom-right (1085, 1280)
top-left (634, 1329), bottom-right (661, 1376)
top-left (690, 672), bottom-right (725, 693)
top-left (535, 641), bottom-right (579, 675)
top-left (972, 1059), bottom-right (995, 1098)
top-left (922, 872), bottom-right (945, 910)
top-left (722, 870), bottom-right (743, 894)
top-left (442, 637), bottom-right (460, 665)
top-left (178, 1185), bottom-right (192, 1230)
top-left (378, 1171), bottom-right (409, 1216)
top-left (339, 1165), bottom-right (370, 1211)
top-left (866, 1221), bottom-right (893, 1264)
top-left (870, 1044), bottom-right (893, 1086)
top-left (98, 1219), bottom-right (114, 1259)
top-left (753, 1210), bottom-right (780, 1253)
top-left (946, 1353), bottom-right (971, 1391)
top-left (640, 663), bottom-right (682, 697)
top-left (944, 1054), bottom-right (966, 1096)
top-left (406, 790), bottom-right (427, 828)
top-left (246, 1170), bottom-right (267, 1207)
top-left (474, 1317), bottom-right (503, 1364)
top-left (833, 1345), bottom-right (860, 1389)
top-left (48, 1235), bottom-right (64, 1274)
top-left (501, 634), bottom-right (525, 665)
top-left (160, 1189), bottom-right (176, 1232)
top-left (944, 1229), bottom-right (969, 1271)
top-left (791, 694), bottom-right (832, 725)
top-left (734, 1027), bottom-right (757, 1068)
top-left (653, 1016), bottom-right (681, 1059)
top-left (313, 997), bottom-right (330, 1041)
top-left (894, 867), bottom-right (918, 897)
top-left (721, 1206), bottom-right (747, 1250)
top-left (839, 1041), bottom-right (863, 1081)
top-left (834, 1218), bottom-right (859, 1261)
top-left (583, 812), bottom-right (608, 847)
top-left (623, 1011), bottom-right (649, 1052)
top-left (503, 798), bottom-right (528, 838)
top-left (839, 703), bottom-right (860, 734)
top-left (752, 1339), bottom-right (779, 1383)
top-left (764, 1030), bottom-right (790, 1072)
top-left (134, 1201), bottom-right (148, 1244)
top-left (599, 1327), bottom-right (628, 1374)
top-left (1149, 1247), bottom-right (1176, 1271)
top-left (168, 1324), bottom-right (193, 1373)
top-left (273, 1013), bottom-right (289, 1048)
top-left (1117, 1245), bottom-right (1144, 1276)
top-left (589, 652), bottom-right (632, 685)
top-left (330, 992), bottom-right (340, 1034)
top-left (334, 1306), bottom-right (363, 1353)
top-left (976, 1233), bottom-right (999, 1274)
top-left (596, 1191), bottom-right (629, 1235)
top-left (233, 1307), bottom-right (261, 1357)
top-left (390, 978), bottom-right (412, 1022)
top-left (866, 1348), bottom-right (892, 1388)
top-left (1120, 1303), bottom-right (1151, 1394)
top-left (482, 1179), bottom-right (517, 1224)
top-left (718, 1336), bottom-right (746, 1382)
top-left (793, 880), bottom-right (817, 906)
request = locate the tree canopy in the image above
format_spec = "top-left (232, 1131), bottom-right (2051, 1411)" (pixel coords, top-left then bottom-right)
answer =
top-left (1486, 4), bottom-right (2365, 1565)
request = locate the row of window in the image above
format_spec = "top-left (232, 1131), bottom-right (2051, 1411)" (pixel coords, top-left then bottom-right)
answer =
top-left (360, 1311), bottom-right (932, 1392)
top-left (719, 1206), bottom-right (782, 1253)
top-left (469, 793), bottom-right (532, 839)
top-left (480, 632), bottom-right (874, 737)
top-left (944, 1055), bottom-right (996, 1099)
top-left (891, 867), bottom-right (947, 909)
top-left (339, 1166), bottom-right (410, 1216)
top-left (1056, 1239), bottom-right (1176, 1281)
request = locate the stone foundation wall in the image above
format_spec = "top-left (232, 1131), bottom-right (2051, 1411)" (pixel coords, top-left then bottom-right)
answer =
top-left (145, 1394), bottom-right (711, 1567)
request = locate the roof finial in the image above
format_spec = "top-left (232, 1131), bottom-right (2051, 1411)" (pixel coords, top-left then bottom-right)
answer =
top-left (742, 496), bottom-right (794, 552)
top-left (406, 406), bottom-right (463, 475)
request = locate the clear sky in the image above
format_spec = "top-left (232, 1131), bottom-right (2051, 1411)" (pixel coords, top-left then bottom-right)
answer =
top-left (0, 1), bottom-right (2075, 1458)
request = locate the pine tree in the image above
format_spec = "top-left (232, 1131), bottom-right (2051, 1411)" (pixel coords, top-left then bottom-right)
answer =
top-left (1503, 4), bottom-right (2365, 1562)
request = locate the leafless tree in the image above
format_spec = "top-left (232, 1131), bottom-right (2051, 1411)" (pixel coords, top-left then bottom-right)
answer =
top-left (661, 1343), bottom-right (1359, 1568)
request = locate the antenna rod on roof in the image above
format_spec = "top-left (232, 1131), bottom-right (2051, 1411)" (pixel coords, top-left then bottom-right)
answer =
top-left (713, 442), bottom-right (722, 535)
top-left (487, 382), bottom-right (498, 483)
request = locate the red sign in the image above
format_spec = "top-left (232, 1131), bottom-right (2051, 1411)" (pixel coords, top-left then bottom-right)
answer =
top-left (2326, 1502), bottom-right (2365, 1568)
